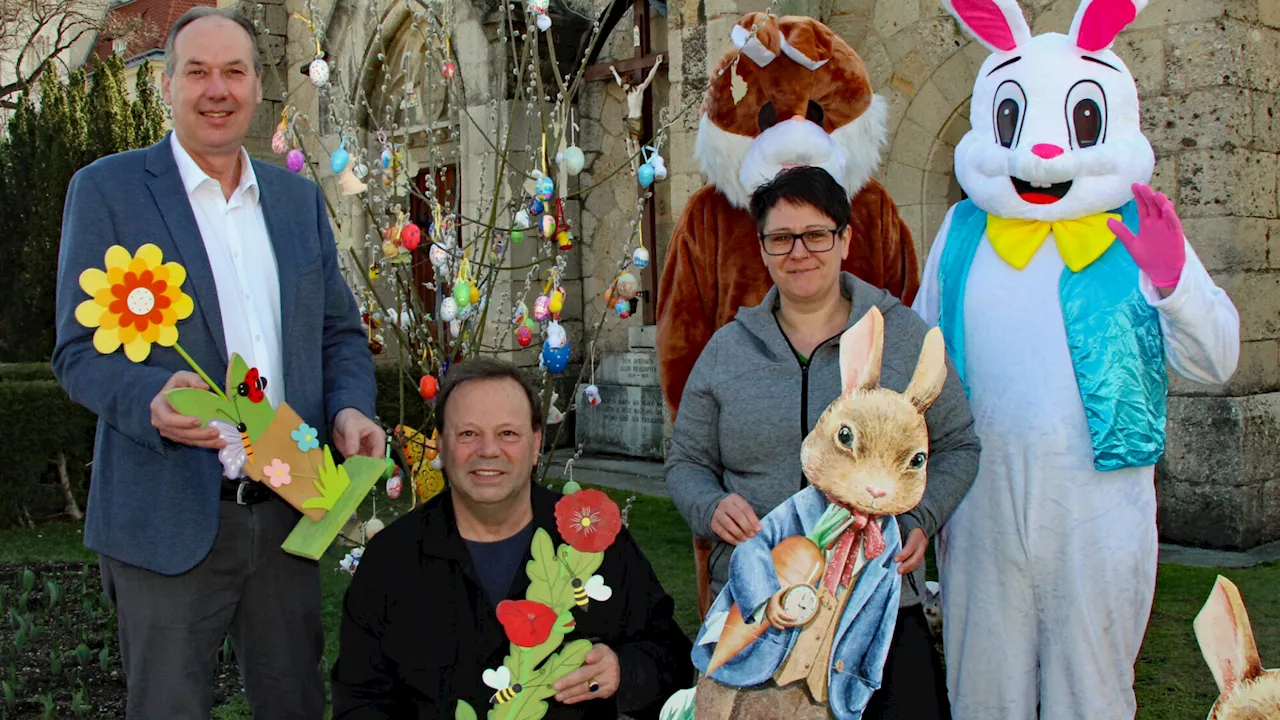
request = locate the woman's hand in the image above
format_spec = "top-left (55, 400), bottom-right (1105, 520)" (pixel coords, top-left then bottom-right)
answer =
top-left (711, 494), bottom-right (761, 545)
top-left (895, 527), bottom-right (928, 574)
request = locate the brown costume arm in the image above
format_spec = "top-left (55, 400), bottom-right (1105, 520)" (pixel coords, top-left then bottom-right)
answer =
top-left (843, 179), bottom-right (921, 307)
top-left (657, 198), bottom-right (717, 415)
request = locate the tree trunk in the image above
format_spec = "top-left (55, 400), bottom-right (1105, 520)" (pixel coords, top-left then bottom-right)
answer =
top-left (56, 452), bottom-right (84, 521)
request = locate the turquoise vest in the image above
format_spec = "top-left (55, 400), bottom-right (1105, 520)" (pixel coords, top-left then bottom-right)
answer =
top-left (937, 199), bottom-right (1167, 471)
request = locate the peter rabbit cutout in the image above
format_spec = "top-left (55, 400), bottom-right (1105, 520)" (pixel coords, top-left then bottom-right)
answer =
top-left (1195, 577), bottom-right (1280, 720)
top-left (660, 307), bottom-right (947, 720)
top-left (912, 0), bottom-right (1239, 718)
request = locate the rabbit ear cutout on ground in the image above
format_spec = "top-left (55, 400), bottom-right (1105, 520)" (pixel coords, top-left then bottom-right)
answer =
top-left (1195, 575), bottom-right (1264, 696)
top-left (905, 328), bottom-right (948, 413)
top-left (1068, 0), bottom-right (1146, 52)
top-left (941, 0), bottom-right (1032, 53)
top-left (840, 307), bottom-right (884, 395)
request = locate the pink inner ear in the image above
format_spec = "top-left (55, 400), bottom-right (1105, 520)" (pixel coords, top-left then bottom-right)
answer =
top-left (1076, 0), bottom-right (1137, 51)
top-left (950, 0), bottom-right (1019, 52)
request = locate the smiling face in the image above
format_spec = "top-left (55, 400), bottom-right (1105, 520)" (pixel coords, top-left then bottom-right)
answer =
top-left (760, 200), bottom-right (851, 304)
top-left (440, 377), bottom-right (543, 509)
top-left (162, 16), bottom-right (262, 159)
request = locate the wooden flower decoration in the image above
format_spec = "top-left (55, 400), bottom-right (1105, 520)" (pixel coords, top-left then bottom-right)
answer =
top-left (495, 599), bottom-right (559, 648)
top-left (554, 489), bottom-right (622, 553)
top-left (74, 244), bottom-right (193, 362)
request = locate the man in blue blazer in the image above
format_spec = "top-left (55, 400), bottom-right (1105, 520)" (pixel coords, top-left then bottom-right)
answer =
top-left (52, 8), bottom-right (382, 718)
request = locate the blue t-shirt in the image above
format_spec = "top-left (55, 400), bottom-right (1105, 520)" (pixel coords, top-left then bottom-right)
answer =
top-left (464, 522), bottom-right (535, 607)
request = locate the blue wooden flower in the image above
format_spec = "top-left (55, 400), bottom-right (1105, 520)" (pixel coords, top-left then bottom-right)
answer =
top-left (291, 423), bottom-right (321, 452)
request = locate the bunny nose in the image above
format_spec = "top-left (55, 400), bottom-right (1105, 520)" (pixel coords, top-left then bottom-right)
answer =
top-left (1032, 143), bottom-right (1064, 159)
top-left (866, 485), bottom-right (887, 499)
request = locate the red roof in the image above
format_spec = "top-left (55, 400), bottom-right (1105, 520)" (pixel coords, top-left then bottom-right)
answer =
top-left (93, 0), bottom-right (215, 63)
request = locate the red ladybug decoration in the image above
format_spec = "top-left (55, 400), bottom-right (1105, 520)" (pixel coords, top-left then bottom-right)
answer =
top-left (419, 375), bottom-right (439, 401)
top-left (237, 368), bottom-right (267, 403)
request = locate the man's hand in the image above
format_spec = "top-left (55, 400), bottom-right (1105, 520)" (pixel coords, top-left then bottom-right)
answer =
top-left (766, 586), bottom-right (805, 629)
top-left (553, 643), bottom-right (619, 704)
top-left (711, 494), bottom-right (761, 545)
top-left (333, 408), bottom-right (386, 459)
top-left (151, 372), bottom-right (224, 449)
top-left (895, 527), bottom-right (928, 575)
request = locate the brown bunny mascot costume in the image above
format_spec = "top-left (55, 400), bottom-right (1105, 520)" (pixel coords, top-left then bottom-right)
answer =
top-left (656, 12), bottom-right (920, 617)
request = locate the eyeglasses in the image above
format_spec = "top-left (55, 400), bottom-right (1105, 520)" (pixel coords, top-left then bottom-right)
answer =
top-left (759, 227), bottom-right (844, 256)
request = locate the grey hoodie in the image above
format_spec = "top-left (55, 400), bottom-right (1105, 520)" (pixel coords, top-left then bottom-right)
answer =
top-left (666, 272), bottom-right (980, 608)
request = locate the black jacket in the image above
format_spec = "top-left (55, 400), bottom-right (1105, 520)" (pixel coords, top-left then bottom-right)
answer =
top-left (331, 483), bottom-right (694, 719)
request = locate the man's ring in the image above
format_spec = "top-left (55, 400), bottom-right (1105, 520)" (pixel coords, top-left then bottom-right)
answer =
top-left (588, 680), bottom-right (600, 693)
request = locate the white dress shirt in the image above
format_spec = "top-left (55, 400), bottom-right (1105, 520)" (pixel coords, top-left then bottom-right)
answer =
top-left (170, 133), bottom-right (285, 408)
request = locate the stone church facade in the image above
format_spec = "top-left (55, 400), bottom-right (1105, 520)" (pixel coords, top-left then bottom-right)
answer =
top-left (233, 0), bottom-right (1279, 550)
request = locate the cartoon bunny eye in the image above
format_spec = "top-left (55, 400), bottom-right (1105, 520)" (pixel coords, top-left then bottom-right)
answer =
top-left (836, 425), bottom-right (855, 449)
top-left (908, 452), bottom-right (927, 470)
top-left (1065, 80), bottom-right (1108, 149)
top-left (992, 80), bottom-right (1026, 149)
top-left (758, 102), bottom-right (778, 132)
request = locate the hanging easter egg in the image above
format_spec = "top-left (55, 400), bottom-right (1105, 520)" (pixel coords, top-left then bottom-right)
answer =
top-left (515, 325), bottom-right (533, 347)
top-left (529, 198), bottom-right (545, 215)
top-left (540, 214), bottom-right (556, 238)
top-left (549, 288), bottom-right (564, 314)
top-left (638, 162), bottom-right (655, 188)
top-left (419, 375), bottom-right (439, 401)
top-left (563, 146), bottom-right (585, 176)
top-left (543, 338), bottom-right (569, 374)
top-left (453, 280), bottom-right (471, 308)
top-left (440, 297), bottom-right (458, 322)
top-left (449, 319), bottom-right (462, 337)
top-left (585, 384), bottom-right (601, 407)
top-left (386, 473), bottom-right (403, 499)
top-left (632, 246), bottom-right (650, 269)
top-left (515, 209), bottom-right (532, 229)
top-left (286, 149), bottom-right (305, 173)
top-left (331, 151), bottom-right (349, 177)
top-left (271, 130), bottom-right (288, 155)
top-left (400, 223), bottom-right (421, 251)
top-left (469, 285), bottom-right (480, 306)
top-left (429, 244), bottom-right (449, 267)
top-left (381, 148), bottom-right (392, 169)
top-left (442, 60), bottom-right (457, 79)
top-left (615, 299), bottom-right (632, 318)
top-left (556, 230), bottom-right (574, 251)
top-left (308, 57), bottom-right (330, 87)
top-left (535, 176), bottom-right (555, 200)
top-left (511, 230), bottom-right (524, 244)
top-left (533, 295), bottom-right (551, 321)
top-left (536, 13), bottom-right (552, 31)
top-left (614, 272), bottom-right (640, 301)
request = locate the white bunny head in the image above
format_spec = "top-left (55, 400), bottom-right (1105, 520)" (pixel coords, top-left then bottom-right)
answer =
top-left (945, 0), bottom-right (1154, 221)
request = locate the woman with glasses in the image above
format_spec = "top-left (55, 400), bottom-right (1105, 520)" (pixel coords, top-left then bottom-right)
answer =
top-left (665, 166), bottom-right (980, 718)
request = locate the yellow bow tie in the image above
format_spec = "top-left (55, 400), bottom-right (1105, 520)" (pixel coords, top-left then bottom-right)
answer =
top-left (986, 212), bottom-right (1121, 272)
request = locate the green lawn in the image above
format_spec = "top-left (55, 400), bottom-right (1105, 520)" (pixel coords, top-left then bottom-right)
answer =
top-left (1, 487), bottom-right (1273, 719)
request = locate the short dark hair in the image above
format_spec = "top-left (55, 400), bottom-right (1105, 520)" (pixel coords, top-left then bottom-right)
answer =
top-left (436, 358), bottom-right (544, 434)
top-left (164, 7), bottom-right (262, 77)
top-left (749, 166), bottom-right (851, 236)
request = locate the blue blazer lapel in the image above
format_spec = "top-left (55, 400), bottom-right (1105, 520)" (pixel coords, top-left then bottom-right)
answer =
top-left (144, 134), bottom-right (228, 362)
top-left (254, 160), bottom-right (299, 383)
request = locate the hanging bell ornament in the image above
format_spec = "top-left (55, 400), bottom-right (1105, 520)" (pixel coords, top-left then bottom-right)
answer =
top-left (515, 325), bottom-right (533, 347)
top-left (535, 176), bottom-right (555, 201)
top-left (308, 57), bottom-right (330, 87)
top-left (400, 223), bottom-right (421, 251)
top-left (442, 60), bottom-right (457, 79)
top-left (556, 230), bottom-right (574, 251)
top-left (453, 280), bottom-right (471, 308)
top-left (286, 149), bottom-right (305, 173)
top-left (614, 272), bottom-right (640, 301)
top-left (632, 247), bottom-right (650, 269)
top-left (562, 146), bottom-right (585, 176)
top-left (419, 375), bottom-right (439, 401)
top-left (585, 384), bottom-right (601, 407)
top-left (272, 130), bottom-right (288, 155)
top-left (440, 297), bottom-right (459, 323)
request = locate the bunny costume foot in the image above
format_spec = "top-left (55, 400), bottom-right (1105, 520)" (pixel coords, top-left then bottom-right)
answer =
top-left (914, 1), bottom-right (1241, 718)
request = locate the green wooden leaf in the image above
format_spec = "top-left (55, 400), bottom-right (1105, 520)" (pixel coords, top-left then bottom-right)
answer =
top-left (301, 446), bottom-right (352, 511)
top-left (280, 455), bottom-right (382, 559)
top-left (226, 353), bottom-right (274, 441)
top-left (524, 530), bottom-right (562, 608)
top-left (455, 700), bottom-right (477, 720)
top-left (556, 545), bottom-right (603, 584)
top-left (165, 388), bottom-right (237, 427)
top-left (526, 639), bottom-right (593, 702)
top-left (491, 698), bottom-right (549, 720)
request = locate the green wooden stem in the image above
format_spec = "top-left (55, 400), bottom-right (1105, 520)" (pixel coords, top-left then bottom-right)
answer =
top-left (173, 342), bottom-right (229, 403)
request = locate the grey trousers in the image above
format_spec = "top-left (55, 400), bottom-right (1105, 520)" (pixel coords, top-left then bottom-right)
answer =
top-left (100, 497), bottom-right (324, 719)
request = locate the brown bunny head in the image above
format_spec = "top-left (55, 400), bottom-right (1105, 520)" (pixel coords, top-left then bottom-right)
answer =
top-left (800, 307), bottom-right (947, 517)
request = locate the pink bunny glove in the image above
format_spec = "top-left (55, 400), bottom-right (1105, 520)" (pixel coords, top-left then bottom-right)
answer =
top-left (1107, 183), bottom-right (1186, 289)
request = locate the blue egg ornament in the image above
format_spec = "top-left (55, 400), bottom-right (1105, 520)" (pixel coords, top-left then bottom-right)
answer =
top-left (542, 338), bottom-right (570, 374)
top-left (535, 176), bottom-right (555, 200)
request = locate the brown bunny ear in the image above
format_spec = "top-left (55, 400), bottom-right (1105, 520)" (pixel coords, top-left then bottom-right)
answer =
top-left (840, 307), bottom-right (884, 394)
top-left (906, 328), bottom-right (948, 413)
top-left (1195, 575), bottom-right (1264, 696)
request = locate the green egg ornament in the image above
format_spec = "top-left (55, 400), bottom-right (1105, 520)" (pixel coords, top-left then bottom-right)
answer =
top-left (453, 281), bottom-right (471, 308)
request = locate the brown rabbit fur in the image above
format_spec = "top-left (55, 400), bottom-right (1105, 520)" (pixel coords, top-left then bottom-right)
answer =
top-left (1196, 576), bottom-right (1280, 720)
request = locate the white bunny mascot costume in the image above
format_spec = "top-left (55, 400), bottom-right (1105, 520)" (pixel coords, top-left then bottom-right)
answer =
top-left (912, 0), bottom-right (1241, 718)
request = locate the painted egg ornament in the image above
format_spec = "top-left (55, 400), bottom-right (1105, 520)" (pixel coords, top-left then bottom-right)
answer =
top-left (400, 223), bottom-right (421, 250)
top-left (386, 473), bottom-right (403, 499)
top-left (453, 280), bottom-right (471, 308)
top-left (533, 295), bottom-right (551, 321)
top-left (535, 176), bottom-right (555, 200)
top-left (381, 148), bottom-right (393, 169)
top-left (442, 60), bottom-right (457, 79)
top-left (363, 518), bottom-right (385, 539)
top-left (614, 272), bottom-right (640, 300)
top-left (515, 324), bottom-right (533, 347)
top-left (632, 246), bottom-right (650, 269)
top-left (440, 297), bottom-right (458, 322)
top-left (549, 288), bottom-right (564, 314)
top-left (308, 57), bottom-right (330, 87)
top-left (330, 146), bottom-right (349, 174)
top-left (469, 285), bottom-right (480, 305)
top-left (562, 146), bottom-right (585, 176)
top-left (556, 230), bottom-right (574, 251)
top-left (585, 384), bottom-right (601, 407)
top-left (429, 244), bottom-right (449, 267)
top-left (638, 162), bottom-right (655, 188)
top-left (529, 198), bottom-right (545, 215)
top-left (449, 319), bottom-right (462, 337)
top-left (540, 214), bottom-right (556, 238)
top-left (615, 299), bottom-right (632, 318)
top-left (419, 375), bottom-right (438, 401)
top-left (286, 149), bottom-right (305, 173)
top-left (536, 13), bottom-right (552, 31)
top-left (542, 339), bottom-right (569, 373)
top-left (271, 130), bottom-right (288, 155)
top-left (511, 230), bottom-right (524, 244)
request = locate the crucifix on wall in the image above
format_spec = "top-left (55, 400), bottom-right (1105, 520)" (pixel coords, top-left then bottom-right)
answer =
top-left (583, 0), bottom-right (665, 324)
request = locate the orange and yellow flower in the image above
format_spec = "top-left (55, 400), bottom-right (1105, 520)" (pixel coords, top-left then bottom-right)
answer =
top-left (75, 244), bottom-right (194, 362)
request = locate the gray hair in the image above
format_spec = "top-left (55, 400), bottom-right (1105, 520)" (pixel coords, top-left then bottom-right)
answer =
top-left (164, 7), bottom-right (262, 76)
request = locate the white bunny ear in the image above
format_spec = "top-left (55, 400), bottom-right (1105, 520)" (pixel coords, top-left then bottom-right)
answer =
top-left (1069, 0), bottom-right (1146, 51)
top-left (1195, 575), bottom-right (1264, 696)
top-left (839, 307), bottom-right (884, 395)
top-left (941, 0), bottom-right (1031, 53)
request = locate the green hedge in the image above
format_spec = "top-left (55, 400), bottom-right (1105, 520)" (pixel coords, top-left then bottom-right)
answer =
top-left (0, 362), bottom-right (56, 383)
top-left (0, 376), bottom-right (96, 526)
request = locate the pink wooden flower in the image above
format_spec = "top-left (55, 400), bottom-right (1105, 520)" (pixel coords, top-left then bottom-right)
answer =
top-left (264, 459), bottom-right (292, 488)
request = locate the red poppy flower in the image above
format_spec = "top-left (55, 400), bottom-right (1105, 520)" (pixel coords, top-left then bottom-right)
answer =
top-left (555, 489), bottom-right (622, 553)
top-left (495, 599), bottom-right (558, 648)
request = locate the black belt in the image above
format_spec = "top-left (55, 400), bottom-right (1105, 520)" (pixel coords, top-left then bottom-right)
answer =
top-left (220, 479), bottom-right (273, 505)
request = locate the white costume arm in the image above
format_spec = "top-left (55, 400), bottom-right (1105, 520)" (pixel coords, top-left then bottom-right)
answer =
top-left (911, 206), bottom-right (954, 326)
top-left (1139, 240), bottom-right (1240, 385)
